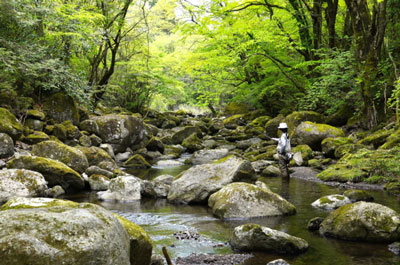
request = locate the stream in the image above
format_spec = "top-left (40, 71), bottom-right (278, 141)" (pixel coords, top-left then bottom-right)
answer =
top-left (64, 158), bottom-right (400, 265)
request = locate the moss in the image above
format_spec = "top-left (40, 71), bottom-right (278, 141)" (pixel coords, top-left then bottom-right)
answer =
top-left (23, 131), bottom-right (50, 144)
top-left (0, 107), bottom-right (23, 140)
top-left (1, 198), bottom-right (79, 211)
top-left (224, 102), bottom-right (249, 116)
top-left (181, 133), bottom-right (202, 152)
top-left (317, 164), bottom-right (367, 183)
top-left (241, 223), bottom-right (261, 232)
top-left (358, 128), bottom-right (394, 148)
top-left (249, 116), bottom-right (271, 127)
top-left (26, 109), bottom-right (45, 120)
top-left (334, 144), bottom-right (367, 159)
top-left (384, 182), bottom-right (400, 196)
top-left (318, 197), bottom-right (334, 205)
top-left (222, 114), bottom-right (245, 125)
top-left (43, 92), bottom-right (80, 125)
top-left (213, 155), bottom-right (234, 164)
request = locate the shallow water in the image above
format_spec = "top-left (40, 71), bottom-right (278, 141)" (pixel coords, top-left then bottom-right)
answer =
top-left (65, 163), bottom-right (400, 265)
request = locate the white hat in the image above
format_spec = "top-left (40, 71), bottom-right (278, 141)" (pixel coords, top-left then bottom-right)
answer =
top-left (278, 122), bottom-right (288, 129)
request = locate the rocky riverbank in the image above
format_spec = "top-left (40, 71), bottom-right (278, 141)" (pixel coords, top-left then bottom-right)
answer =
top-left (1, 93), bottom-right (400, 264)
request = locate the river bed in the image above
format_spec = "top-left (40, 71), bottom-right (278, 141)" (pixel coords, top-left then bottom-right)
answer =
top-left (64, 162), bottom-right (400, 265)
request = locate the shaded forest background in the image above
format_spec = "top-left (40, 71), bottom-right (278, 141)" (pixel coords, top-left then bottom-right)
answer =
top-left (1, 0), bottom-right (399, 129)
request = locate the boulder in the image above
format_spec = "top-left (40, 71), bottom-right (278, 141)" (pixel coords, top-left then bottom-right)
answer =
top-left (26, 109), bottom-right (45, 120)
top-left (79, 119), bottom-right (100, 135)
top-left (236, 137), bottom-right (262, 150)
top-left (182, 133), bottom-right (203, 152)
top-left (294, 121), bottom-right (345, 150)
top-left (98, 176), bottom-right (141, 202)
top-left (77, 146), bottom-right (117, 169)
top-left (285, 111), bottom-right (324, 132)
top-left (267, 259), bottom-right (290, 265)
top-left (24, 119), bottom-right (44, 131)
top-left (0, 133), bottom-right (14, 158)
top-left (141, 175), bottom-right (173, 198)
top-left (319, 201), bottom-right (400, 242)
top-left (7, 155), bottom-right (84, 192)
top-left (251, 160), bottom-right (274, 173)
top-left (311, 195), bottom-right (352, 210)
top-left (146, 137), bottom-right (164, 153)
top-left (307, 217), bottom-right (324, 231)
top-left (85, 166), bottom-right (114, 179)
top-left (43, 92), bottom-right (80, 125)
top-left (261, 165), bottom-right (281, 177)
top-left (90, 134), bottom-right (102, 146)
top-left (321, 137), bottom-right (354, 157)
top-left (230, 223), bottom-right (309, 255)
top-left (91, 114), bottom-right (145, 153)
top-left (208, 182), bottom-right (296, 219)
top-left (123, 154), bottom-right (151, 169)
top-left (88, 174), bottom-right (110, 191)
top-left (264, 115), bottom-right (284, 138)
top-left (389, 242), bottom-right (400, 256)
top-left (0, 107), bottom-right (23, 140)
top-left (0, 197), bottom-right (152, 265)
top-left (167, 155), bottom-right (256, 204)
top-left (291, 144), bottom-right (313, 166)
top-left (79, 135), bottom-right (92, 147)
top-left (32, 140), bottom-right (89, 173)
top-left (343, 190), bottom-right (374, 202)
top-left (190, 149), bottom-right (229, 165)
top-left (23, 131), bottom-right (50, 145)
top-left (249, 116), bottom-right (271, 128)
top-left (222, 114), bottom-right (245, 129)
top-left (334, 143), bottom-right (366, 159)
top-left (171, 126), bottom-right (201, 145)
top-left (224, 102), bottom-right (249, 116)
top-left (0, 169), bottom-right (47, 203)
top-left (317, 164), bottom-right (367, 183)
top-left (358, 128), bottom-right (393, 148)
top-left (45, 185), bottom-right (65, 198)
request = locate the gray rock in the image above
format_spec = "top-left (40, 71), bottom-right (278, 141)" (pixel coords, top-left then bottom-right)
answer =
top-left (88, 174), bottom-right (110, 191)
top-left (167, 155), bottom-right (255, 204)
top-left (155, 160), bottom-right (184, 167)
top-left (90, 134), bottom-right (102, 146)
top-left (146, 137), bottom-right (165, 153)
top-left (230, 223), bottom-right (309, 254)
top-left (311, 195), bottom-right (351, 210)
top-left (0, 169), bottom-right (48, 202)
top-left (251, 160), bottom-right (274, 173)
top-left (31, 140), bottom-right (89, 173)
top-left (343, 189), bottom-right (374, 202)
top-left (0, 133), bottom-right (14, 159)
top-left (115, 152), bottom-right (132, 162)
top-left (24, 119), bottom-right (44, 131)
top-left (190, 149), bottom-right (229, 165)
top-left (98, 176), bottom-right (141, 202)
top-left (43, 92), bottom-right (80, 125)
top-left (100, 143), bottom-right (115, 159)
top-left (91, 114), bottom-right (145, 153)
top-left (208, 182), bottom-right (296, 219)
top-left (171, 126), bottom-right (201, 145)
top-left (261, 165), bottom-right (281, 177)
top-left (0, 197), bottom-right (151, 265)
top-left (320, 201), bottom-right (400, 242)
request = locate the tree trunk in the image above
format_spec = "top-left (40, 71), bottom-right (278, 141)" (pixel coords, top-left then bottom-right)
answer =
top-left (345, 0), bottom-right (387, 128)
top-left (325, 0), bottom-right (339, 48)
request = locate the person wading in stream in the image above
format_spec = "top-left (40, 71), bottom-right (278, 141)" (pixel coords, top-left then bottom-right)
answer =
top-left (271, 123), bottom-right (292, 180)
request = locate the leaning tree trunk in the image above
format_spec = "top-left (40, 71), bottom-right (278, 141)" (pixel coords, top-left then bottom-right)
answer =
top-left (344, 0), bottom-right (387, 128)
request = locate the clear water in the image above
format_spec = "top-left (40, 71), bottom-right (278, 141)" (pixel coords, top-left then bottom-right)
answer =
top-left (64, 163), bottom-right (400, 265)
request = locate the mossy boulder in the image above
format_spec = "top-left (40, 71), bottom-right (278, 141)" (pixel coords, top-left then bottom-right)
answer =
top-left (0, 169), bottom-right (48, 203)
top-left (264, 115), bottom-right (284, 138)
top-left (222, 114), bottom-right (245, 129)
top-left (208, 182), bottom-right (296, 219)
top-left (334, 143), bottom-right (366, 159)
top-left (261, 165), bottom-right (281, 177)
top-left (249, 116), bottom-right (272, 128)
top-left (224, 102), bottom-right (249, 116)
top-left (343, 190), bottom-right (374, 202)
top-left (379, 128), bottom-right (400, 149)
top-left (167, 155), bottom-right (256, 204)
top-left (0, 197), bottom-right (150, 265)
top-left (311, 195), bottom-right (352, 210)
top-left (98, 176), bottom-right (142, 202)
top-left (317, 164), bottom-right (367, 183)
top-left (146, 137), bottom-right (164, 153)
top-left (26, 109), bottom-right (45, 120)
top-left (384, 182), bottom-right (400, 196)
top-left (293, 121), bottom-right (345, 150)
top-left (88, 174), bottom-right (110, 191)
top-left (181, 133), bottom-right (203, 152)
top-left (358, 128), bottom-right (394, 148)
top-left (79, 119), bottom-right (100, 135)
top-left (91, 114), bottom-right (145, 153)
top-left (7, 155), bottom-right (84, 192)
top-left (291, 144), bottom-right (313, 165)
top-left (24, 118), bottom-right (44, 131)
top-left (123, 154), bottom-right (151, 169)
top-left (0, 133), bottom-right (14, 159)
top-left (321, 137), bottom-right (354, 158)
top-left (326, 104), bottom-right (354, 126)
top-left (77, 146), bottom-right (117, 169)
top-left (79, 135), bottom-right (92, 147)
top-left (113, 215), bottom-right (153, 265)
top-left (285, 111), bottom-right (324, 133)
top-left (230, 223), bottom-right (309, 255)
top-left (0, 107), bottom-right (23, 140)
top-left (319, 202), bottom-right (400, 242)
top-left (32, 140), bottom-right (89, 173)
top-left (171, 126), bottom-right (201, 145)
top-left (43, 92), bottom-right (80, 125)
top-left (23, 131), bottom-right (50, 145)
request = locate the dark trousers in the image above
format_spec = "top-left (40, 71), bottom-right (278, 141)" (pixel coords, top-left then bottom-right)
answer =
top-left (278, 154), bottom-right (290, 179)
